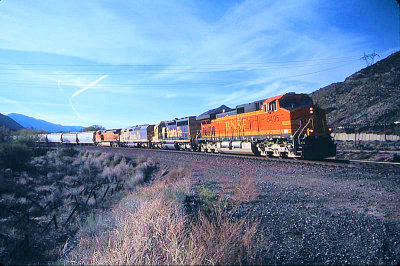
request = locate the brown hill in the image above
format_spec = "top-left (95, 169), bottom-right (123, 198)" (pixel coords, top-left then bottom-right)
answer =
top-left (311, 51), bottom-right (400, 129)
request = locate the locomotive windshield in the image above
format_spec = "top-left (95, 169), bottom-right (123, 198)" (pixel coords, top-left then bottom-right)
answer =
top-left (279, 95), bottom-right (313, 110)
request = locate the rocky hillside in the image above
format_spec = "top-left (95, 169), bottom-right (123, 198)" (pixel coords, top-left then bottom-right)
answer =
top-left (311, 51), bottom-right (400, 129)
top-left (0, 113), bottom-right (23, 131)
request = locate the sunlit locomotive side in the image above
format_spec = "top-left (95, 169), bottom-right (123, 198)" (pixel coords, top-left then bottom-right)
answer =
top-left (152, 116), bottom-right (201, 150)
top-left (119, 125), bottom-right (154, 148)
top-left (197, 93), bottom-right (336, 159)
top-left (95, 129), bottom-right (121, 147)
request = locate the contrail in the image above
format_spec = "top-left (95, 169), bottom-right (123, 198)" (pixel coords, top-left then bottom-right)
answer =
top-left (70, 74), bottom-right (108, 118)
top-left (58, 80), bottom-right (66, 96)
top-left (72, 75), bottom-right (108, 98)
top-left (70, 98), bottom-right (81, 118)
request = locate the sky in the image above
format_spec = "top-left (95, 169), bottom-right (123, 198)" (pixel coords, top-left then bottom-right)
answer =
top-left (0, 0), bottom-right (399, 128)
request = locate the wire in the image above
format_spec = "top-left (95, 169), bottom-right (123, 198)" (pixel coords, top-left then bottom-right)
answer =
top-left (0, 59), bottom-right (360, 78)
top-left (0, 56), bottom-right (360, 68)
top-left (0, 60), bottom-right (360, 88)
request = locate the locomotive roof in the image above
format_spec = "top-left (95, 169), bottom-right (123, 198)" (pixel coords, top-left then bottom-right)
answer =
top-left (263, 93), bottom-right (310, 103)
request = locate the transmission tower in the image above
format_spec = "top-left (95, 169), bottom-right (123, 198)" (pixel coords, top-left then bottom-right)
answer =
top-left (360, 50), bottom-right (380, 66)
top-left (397, 0), bottom-right (400, 49)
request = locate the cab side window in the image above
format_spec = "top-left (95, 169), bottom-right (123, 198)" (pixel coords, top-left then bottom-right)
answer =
top-left (268, 100), bottom-right (277, 112)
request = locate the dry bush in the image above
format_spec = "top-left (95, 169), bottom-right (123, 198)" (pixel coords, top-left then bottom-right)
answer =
top-left (232, 175), bottom-right (260, 204)
top-left (68, 168), bottom-right (260, 265)
top-left (0, 149), bottom-right (159, 264)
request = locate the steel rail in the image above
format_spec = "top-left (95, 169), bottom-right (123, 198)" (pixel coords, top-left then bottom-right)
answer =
top-left (74, 145), bottom-right (400, 168)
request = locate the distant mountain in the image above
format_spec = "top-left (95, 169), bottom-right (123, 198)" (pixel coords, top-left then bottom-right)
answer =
top-left (0, 113), bottom-right (24, 131)
top-left (196, 105), bottom-right (233, 120)
top-left (7, 113), bottom-right (84, 133)
top-left (311, 51), bottom-right (400, 128)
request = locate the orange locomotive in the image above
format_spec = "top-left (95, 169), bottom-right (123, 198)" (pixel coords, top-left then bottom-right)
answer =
top-left (95, 129), bottom-right (121, 147)
top-left (197, 92), bottom-right (336, 159)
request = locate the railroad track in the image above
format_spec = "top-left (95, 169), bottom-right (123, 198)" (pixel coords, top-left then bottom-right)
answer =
top-left (74, 145), bottom-right (400, 168)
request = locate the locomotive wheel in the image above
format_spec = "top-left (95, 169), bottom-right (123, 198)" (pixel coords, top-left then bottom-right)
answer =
top-left (280, 152), bottom-right (288, 159)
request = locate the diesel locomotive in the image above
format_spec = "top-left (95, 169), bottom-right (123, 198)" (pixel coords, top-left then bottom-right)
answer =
top-left (39, 92), bottom-right (336, 159)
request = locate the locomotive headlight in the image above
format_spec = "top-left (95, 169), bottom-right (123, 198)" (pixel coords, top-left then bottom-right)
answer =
top-left (309, 107), bottom-right (314, 114)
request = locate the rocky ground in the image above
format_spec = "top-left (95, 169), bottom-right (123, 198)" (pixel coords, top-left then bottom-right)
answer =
top-left (82, 146), bottom-right (400, 265)
top-left (335, 140), bottom-right (400, 162)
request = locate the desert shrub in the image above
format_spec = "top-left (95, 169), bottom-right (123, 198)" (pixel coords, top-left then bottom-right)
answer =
top-left (0, 126), bottom-right (11, 143)
top-left (59, 147), bottom-right (78, 157)
top-left (0, 149), bottom-right (159, 264)
top-left (232, 176), bottom-right (260, 204)
top-left (67, 168), bottom-right (260, 265)
top-left (0, 143), bottom-right (32, 170)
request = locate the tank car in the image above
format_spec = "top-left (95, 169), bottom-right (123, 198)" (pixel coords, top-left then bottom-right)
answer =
top-left (152, 116), bottom-right (201, 150)
top-left (120, 125), bottom-right (154, 148)
top-left (197, 92), bottom-right (336, 159)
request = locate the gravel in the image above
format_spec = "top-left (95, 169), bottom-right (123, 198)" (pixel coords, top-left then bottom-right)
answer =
top-left (82, 146), bottom-right (400, 265)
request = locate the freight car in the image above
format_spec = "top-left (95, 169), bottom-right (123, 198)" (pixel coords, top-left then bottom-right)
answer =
top-left (77, 131), bottom-right (96, 145)
top-left (62, 133), bottom-right (78, 144)
top-left (38, 132), bottom-right (95, 145)
top-left (197, 92), bottom-right (336, 159)
top-left (46, 133), bottom-right (63, 144)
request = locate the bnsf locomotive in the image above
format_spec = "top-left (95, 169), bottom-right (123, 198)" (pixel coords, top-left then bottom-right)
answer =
top-left (39, 92), bottom-right (336, 159)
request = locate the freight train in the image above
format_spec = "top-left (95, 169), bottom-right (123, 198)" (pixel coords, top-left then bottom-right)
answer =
top-left (38, 92), bottom-right (336, 159)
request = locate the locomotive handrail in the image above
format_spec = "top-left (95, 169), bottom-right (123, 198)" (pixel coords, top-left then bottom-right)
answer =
top-left (292, 120), bottom-right (302, 151)
top-left (298, 118), bottom-right (312, 145)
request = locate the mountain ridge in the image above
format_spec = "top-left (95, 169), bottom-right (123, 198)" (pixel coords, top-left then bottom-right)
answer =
top-left (7, 113), bottom-right (84, 133)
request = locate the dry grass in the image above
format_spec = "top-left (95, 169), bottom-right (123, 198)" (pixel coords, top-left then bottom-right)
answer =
top-left (232, 175), bottom-right (261, 204)
top-left (0, 149), bottom-right (158, 264)
top-left (68, 168), bottom-right (260, 265)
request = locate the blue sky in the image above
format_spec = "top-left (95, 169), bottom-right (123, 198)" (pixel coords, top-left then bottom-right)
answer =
top-left (0, 0), bottom-right (399, 128)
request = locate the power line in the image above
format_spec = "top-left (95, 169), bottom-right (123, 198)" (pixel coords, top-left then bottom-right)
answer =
top-left (0, 56), bottom-right (360, 68)
top-left (0, 59), bottom-right (360, 77)
top-left (0, 60), bottom-right (359, 88)
top-left (0, 58), bottom-right (356, 71)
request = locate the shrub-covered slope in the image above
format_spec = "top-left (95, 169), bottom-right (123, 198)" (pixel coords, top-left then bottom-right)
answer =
top-left (0, 113), bottom-right (23, 131)
top-left (0, 148), bottom-right (156, 264)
